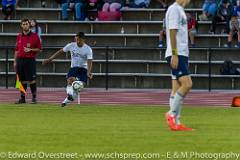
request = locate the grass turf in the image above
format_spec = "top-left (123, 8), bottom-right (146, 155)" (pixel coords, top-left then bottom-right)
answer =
top-left (0, 104), bottom-right (239, 159)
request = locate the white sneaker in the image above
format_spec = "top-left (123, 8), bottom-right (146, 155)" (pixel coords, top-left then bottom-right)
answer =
top-left (158, 43), bottom-right (163, 48)
top-left (223, 44), bottom-right (228, 48)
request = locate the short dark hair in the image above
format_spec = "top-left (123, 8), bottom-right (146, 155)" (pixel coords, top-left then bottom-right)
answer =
top-left (76, 32), bottom-right (85, 39)
top-left (222, 0), bottom-right (228, 4)
top-left (21, 19), bottom-right (30, 24)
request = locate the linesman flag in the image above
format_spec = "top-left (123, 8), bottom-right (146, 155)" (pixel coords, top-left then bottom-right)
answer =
top-left (15, 74), bottom-right (27, 94)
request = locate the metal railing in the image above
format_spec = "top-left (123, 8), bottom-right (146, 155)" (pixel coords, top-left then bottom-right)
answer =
top-left (1, 45), bottom-right (239, 91)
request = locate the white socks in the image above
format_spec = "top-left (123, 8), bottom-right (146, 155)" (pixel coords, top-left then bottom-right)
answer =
top-left (63, 85), bottom-right (74, 104)
top-left (66, 85), bottom-right (74, 96)
top-left (63, 85), bottom-right (80, 104)
top-left (73, 90), bottom-right (79, 99)
top-left (169, 95), bottom-right (174, 114)
top-left (169, 92), bottom-right (184, 125)
top-left (62, 97), bottom-right (72, 104)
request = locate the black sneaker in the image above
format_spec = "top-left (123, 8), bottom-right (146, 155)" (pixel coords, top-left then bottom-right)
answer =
top-left (31, 98), bottom-right (37, 104)
top-left (15, 98), bottom-right (26, 104)
top-left (67, 94), bottom-right (74, 101)
top-left (61, 103), bottom-right (66, 107)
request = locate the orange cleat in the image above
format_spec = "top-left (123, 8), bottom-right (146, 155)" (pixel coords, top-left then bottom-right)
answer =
top-left (175, 124), bottom-right (194, 131)
top-left (165, 112), bottom-right (177, 131)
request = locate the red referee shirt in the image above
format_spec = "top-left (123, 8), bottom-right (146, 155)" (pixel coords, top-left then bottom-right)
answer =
top-left (188, 18), bottom-right (197, 30)
top-left (15, 31), bottom-right (42, 58)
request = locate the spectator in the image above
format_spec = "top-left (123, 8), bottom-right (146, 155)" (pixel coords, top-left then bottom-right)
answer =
top-left (30, 19), bottom-right (42, 41)
top-left (86, 0), bottom-right (103, 20)
top-left (199, 0), bottom-right (217, 21)
top-left (210, 0), bottom-right (233, 34)
top-left (128, 0), bottom-right (150, 8)
top-left (61, 0), bottom-right (86, 21)
top-left (158, 18), bottom-right (166, 48)
top-left (102, 0), bottom-right (123, 12)
top-left (2, 0), bottom-right (16, 20)
top-left (187, 12), bottom-right (198, 47)
top-left (158, 13), bottom-right (197, 48)
top-left (226, 0), bottom-right (240, 47)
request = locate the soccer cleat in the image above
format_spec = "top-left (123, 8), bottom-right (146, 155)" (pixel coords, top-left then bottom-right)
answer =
top-left (165, 112), bottom-right (177, 130)
top-left (67, 94), bottom-right (74, 101)
top-left (61, 103), bottom-right (66, 107)
top-left (175, 124), bottom-right (193, 131)
top-left (15, 98), bottom-right (26, 104)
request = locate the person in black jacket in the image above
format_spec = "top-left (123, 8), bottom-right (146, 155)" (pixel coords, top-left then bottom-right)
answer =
top-left (210, 0), bottom-right (233, 34)
top-left (86, 0), bottom-right (103, 20)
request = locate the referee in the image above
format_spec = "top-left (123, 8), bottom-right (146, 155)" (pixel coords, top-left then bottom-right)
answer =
top-left (14, 19), bottom-right (42, 104)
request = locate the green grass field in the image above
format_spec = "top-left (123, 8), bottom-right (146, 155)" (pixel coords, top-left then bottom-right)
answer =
top-left (0, 104), bottom-right (240, 160)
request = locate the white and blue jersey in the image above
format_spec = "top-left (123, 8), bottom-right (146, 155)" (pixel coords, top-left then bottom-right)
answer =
top-left (63, 42), bottom-right (93, 69)
top-left (165, 2), bottom-right (189, 58)
top-left (63, 42), bottom-right (93, 83)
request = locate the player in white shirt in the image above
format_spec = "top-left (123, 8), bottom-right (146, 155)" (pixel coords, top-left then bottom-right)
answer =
top-left (43, 32), bottom-right (93, 107)
top-left (165, 0), bottom-right (193, 131)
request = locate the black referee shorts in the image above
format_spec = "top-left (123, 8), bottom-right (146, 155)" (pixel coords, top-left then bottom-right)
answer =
top-left (16, 58), bottom-right (36, 82)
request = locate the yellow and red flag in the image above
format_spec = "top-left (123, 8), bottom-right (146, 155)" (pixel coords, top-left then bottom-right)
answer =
top-left (15, 74), bottom-right (27, 94)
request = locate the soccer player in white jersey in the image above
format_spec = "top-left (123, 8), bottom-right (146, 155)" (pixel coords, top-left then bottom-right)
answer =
top-left (43, 32), bottom-right (93, 107)
top-left (165, 0), bottom-right (193, 131)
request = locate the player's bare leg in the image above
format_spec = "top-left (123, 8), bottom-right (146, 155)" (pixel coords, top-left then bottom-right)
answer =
top-left (172, 75), bottom-right (193, 131)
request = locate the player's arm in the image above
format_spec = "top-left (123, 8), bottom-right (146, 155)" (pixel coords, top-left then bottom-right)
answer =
top-left (170, 29), bottom-right (178, 69)
top-left (87, 59), bottom-right (93, 79)
top-left (168, 7), bottom-right (179, 70)
top-left (42, 49), bottom-right (65, 65)
top-left (24, 48), bottom-right (41, 53)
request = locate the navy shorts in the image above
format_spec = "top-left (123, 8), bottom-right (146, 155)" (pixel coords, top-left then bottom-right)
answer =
top-left (166, 55), bottom-right (190, 80)
top-left (16, 58), bottom-right (36, 82)
top-left (67, 67), bottom-right (88, 83)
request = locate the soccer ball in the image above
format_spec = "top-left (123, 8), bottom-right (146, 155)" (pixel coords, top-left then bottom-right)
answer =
top-left (72, 81), bottom-right (84, 91)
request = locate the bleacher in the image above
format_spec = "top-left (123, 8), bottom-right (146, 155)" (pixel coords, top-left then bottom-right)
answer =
top-left (0, 0), bottom-right (239, 89)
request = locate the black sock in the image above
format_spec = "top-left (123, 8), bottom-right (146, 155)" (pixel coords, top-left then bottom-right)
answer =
top-left (30, 83), bottom-right (37, 99)
top-left (21, 83), bottom-right (27, 99)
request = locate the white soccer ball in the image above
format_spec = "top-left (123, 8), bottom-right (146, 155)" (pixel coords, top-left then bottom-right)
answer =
top-left (72, 81), bottom-right (84, 91)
